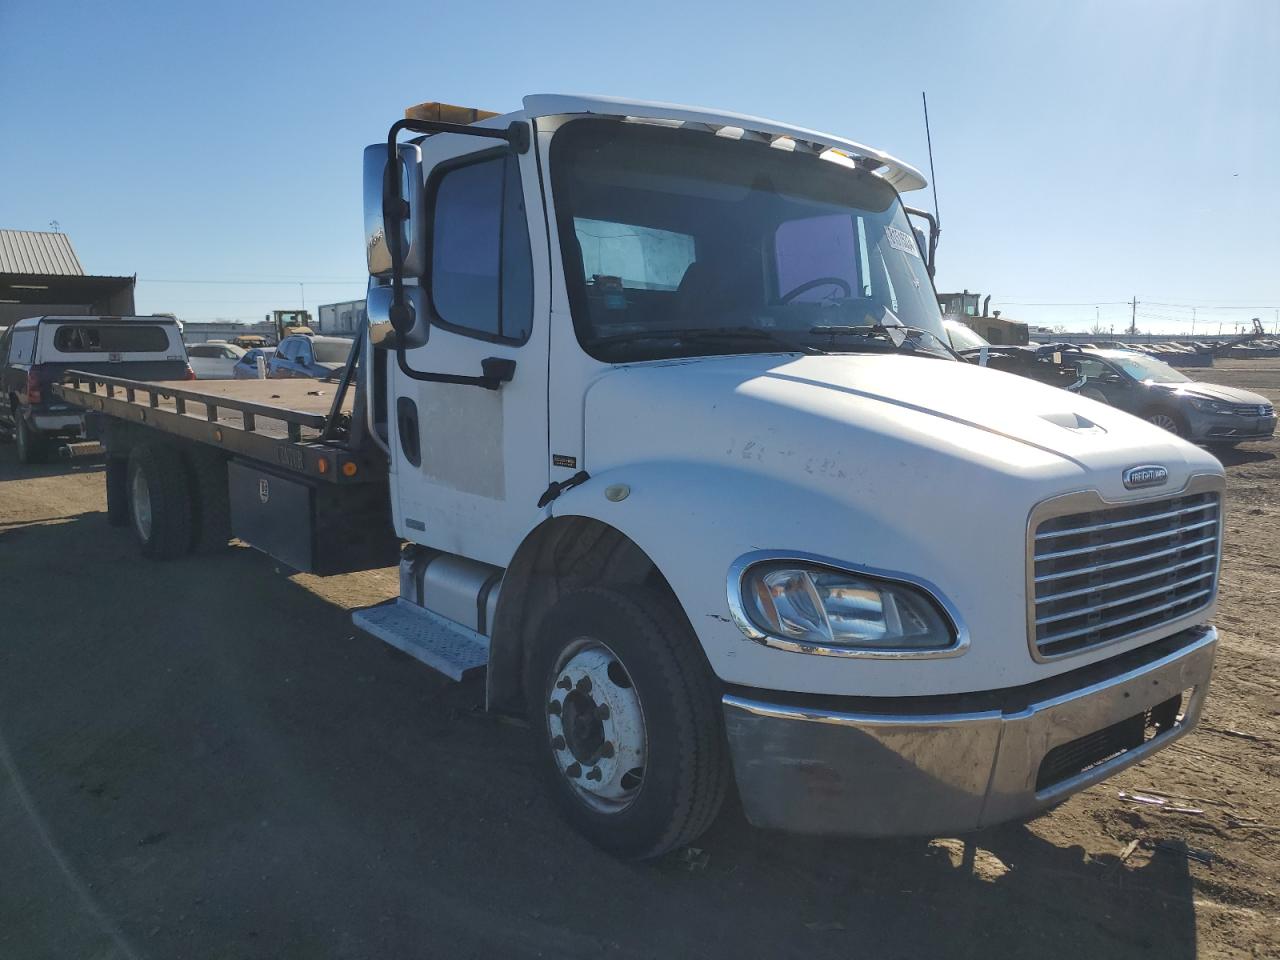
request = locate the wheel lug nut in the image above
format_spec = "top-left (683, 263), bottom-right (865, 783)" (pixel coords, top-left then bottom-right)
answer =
top-left (547, 700), bottom-right (562, 716)
top-left (576, 676), bottom-right (592, 694)
top-left (596, 704), bottom-right (610, 720)
top-left (552, 735), bottom-right (565, 750)
top-left (565, 762), bottom-right (582, 778)
top-left (600, 741), bottom-right (615, 759)
top-left (586, 766), bottom-right (602, 781)
top-left (556, 676), bottom-right (572, 691)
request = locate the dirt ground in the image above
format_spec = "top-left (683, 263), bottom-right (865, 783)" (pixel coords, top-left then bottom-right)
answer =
top-left (1, 359), bottom-right (1277, 960)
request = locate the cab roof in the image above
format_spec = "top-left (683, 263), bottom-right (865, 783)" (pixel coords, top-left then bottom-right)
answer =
top-left (469, 94), bottom-right (927, 193)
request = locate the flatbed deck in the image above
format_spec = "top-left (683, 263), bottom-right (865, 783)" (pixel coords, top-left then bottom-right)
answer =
top-left (54, 372), bottom-right (382, 484)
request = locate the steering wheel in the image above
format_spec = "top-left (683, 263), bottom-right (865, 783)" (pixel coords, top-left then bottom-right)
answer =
top-left (778, 276), bottom-right (853, 304)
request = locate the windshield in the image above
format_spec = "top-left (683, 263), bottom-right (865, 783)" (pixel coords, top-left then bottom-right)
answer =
top-left (551, 119), bottom-right (948, 363)
top-left (312, 341), bottom-right (352, 364)
top-left (1105, 352), bottom-right (1191, 384)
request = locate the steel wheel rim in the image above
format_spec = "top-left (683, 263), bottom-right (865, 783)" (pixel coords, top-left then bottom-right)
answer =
top-left (130, 468), bottom-right (152, 540)
top-left (1148, 413), bottom-right (1180, 434)
top-left (546, 637), bottom-right (647, 813)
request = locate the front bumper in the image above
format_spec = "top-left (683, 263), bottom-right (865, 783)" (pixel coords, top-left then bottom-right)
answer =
top-left (722, 624), bottom-right (1216, 837)
top-left (1188, 409), bottom-right (1276, 442)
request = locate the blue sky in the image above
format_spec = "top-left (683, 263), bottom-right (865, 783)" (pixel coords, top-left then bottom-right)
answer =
top-left (1, 0), bottom-right (1276, 335)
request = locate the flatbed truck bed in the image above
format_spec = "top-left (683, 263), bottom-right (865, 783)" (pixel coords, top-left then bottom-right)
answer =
top-left (53, 366), bottom-right (399, 575)
top-left (54, 371), bottom-right (382, 484)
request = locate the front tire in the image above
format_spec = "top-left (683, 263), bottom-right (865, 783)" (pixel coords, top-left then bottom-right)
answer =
top-left (127, 442), bottom-right (194, 559)
top-left (526, 587), bottom-right (728, 859)
top-left (15, 415), bottom-right (48, 464)
top-left (1146, 409), bottom-right (1188, 437)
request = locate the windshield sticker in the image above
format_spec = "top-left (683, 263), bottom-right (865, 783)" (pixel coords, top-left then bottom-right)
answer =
top-left (885, 225), bottom-right (921, 259)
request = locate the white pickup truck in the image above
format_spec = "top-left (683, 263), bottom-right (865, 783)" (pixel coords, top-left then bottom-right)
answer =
top-left (59, 95), bottom-right (1223, 859)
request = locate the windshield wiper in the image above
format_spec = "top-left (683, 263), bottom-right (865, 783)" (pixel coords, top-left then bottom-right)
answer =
top-left (590, 326), bottom-right (825, 355)
top-left (809, 323), bottom-right (957, 359)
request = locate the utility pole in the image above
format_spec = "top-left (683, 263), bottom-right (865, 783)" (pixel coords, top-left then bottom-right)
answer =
top-left (1191, 307), bottom-right (1196, 336)
top-left (1129, 295), bottom-right (1138, 336)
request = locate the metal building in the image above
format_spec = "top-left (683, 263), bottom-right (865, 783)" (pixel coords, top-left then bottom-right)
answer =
top-left (316, 299), bottom-right (366, 338)
top-left (0, 230), bottom-right (136, 327)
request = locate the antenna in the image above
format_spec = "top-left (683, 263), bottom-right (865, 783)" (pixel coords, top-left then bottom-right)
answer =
top-left (922, 92), bottom-right (940, 228)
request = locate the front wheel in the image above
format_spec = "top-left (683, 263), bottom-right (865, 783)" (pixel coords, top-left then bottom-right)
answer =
top-left (526, 587), bottom-right (729, 859)
top-left (1146, 410), bottom-right (1188, 437)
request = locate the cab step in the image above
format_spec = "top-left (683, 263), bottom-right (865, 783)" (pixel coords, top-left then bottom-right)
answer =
top-left (352, 599), bottom-right (489, 681)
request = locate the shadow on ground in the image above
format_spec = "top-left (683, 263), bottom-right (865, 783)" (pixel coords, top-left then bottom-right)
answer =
top-left (1212, 445), bottom-right (1275, 467)
top-left (0, 511), bottom-right (1198, 960)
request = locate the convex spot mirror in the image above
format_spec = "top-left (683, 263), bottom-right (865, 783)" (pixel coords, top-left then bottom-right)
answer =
top-left (364, 142), bottom-right (426, 278)
top-left (367, 283), bottom-right (428, 349)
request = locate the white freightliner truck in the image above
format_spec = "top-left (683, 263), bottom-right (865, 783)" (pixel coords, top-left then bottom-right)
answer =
top-left (57, 95), bottom-right (1224, 859)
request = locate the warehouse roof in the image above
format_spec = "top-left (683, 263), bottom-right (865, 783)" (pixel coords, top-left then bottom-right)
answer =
top-left (0, 230), bottom-right (85, 276)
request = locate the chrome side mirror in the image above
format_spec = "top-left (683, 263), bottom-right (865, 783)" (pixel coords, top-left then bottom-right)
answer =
top-left (367, 282), bottom-right (428, 349)
top-left (364, 142), bottom-right (426, 278)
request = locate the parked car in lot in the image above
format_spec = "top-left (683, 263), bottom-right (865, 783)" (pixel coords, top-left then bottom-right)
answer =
top-left (186, 341), bottom-right (245, 379)
top-left (231, 347), bottom-right (276, 379)
top-left (0, 315), bottom-right (191, 463)
top-left (966, 343), bottom-right (1276, 446)
top-left (267, 335), bottom-right (351, 379)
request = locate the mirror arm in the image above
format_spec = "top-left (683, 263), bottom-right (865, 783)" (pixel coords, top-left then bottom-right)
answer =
top-left (904, 205), bottom-right (939, 278)
top-left (383, 116), bottom-right (530, 387)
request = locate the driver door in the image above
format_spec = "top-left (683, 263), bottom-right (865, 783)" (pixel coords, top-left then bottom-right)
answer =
top-left (389, 134), bottom-right (550, 568)
top-left (1078, 358), bottom-right (1135, 410)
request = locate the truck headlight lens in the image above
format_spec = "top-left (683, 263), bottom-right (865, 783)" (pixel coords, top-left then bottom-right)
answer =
top-left (741, 564), bottom-right (954, 650)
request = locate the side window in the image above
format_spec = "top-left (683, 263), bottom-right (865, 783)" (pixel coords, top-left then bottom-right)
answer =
top-left (775, 214), bottom-right (862, 302)
top-left (430, 153), bottom-right (533, 342)
top-left (1077, 358), bottom-right (1121, 381)
top-left (10, 329), bottom-right (36, 364)
top-left (0, 326), bottom-right (13, 364)
top-left (276, 340), bottom-right (293, 361)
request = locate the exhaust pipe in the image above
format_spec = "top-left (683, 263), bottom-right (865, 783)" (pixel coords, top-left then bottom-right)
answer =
top-left (58, 441), bottom-right (104, 460)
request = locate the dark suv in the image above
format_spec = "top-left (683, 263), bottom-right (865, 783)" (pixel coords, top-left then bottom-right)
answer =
top-left (0, 315), bottom-right (192, 463)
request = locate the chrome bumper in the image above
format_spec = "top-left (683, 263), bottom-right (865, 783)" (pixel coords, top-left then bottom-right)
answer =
top-left (722, 625), bottom-right (1217, 837)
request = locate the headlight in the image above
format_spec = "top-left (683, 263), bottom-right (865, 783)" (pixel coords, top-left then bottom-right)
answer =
top-left (737, 562), bottom-right (956, 652)
top-left (1187, 397), bottom-right (1228, 413)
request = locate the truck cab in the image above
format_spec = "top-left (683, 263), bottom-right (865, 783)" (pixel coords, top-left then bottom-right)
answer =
top-left (356, 96), bottom-right (1222, 857)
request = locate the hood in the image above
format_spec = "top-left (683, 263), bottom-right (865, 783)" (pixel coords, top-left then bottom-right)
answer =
top-left (584, 353), bottom-right (1223, 503)
top-left (1150, 381), bottom-right (1272, 406)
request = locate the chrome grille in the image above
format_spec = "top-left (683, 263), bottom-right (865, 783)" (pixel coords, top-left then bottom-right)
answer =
top-left (1030, 492), bottom-right (1220, 658)
top-left (1223, 402), bottom-right (1273, 417)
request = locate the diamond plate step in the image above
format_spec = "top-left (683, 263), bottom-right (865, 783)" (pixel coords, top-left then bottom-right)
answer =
top-left (352, 599), bottom-right (489, 681)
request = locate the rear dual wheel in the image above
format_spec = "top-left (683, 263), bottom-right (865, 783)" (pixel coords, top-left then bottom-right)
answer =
top-left (127, 443), bottom-right (193, 559)
top-left (526, 587), bottom-right (729, 860)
